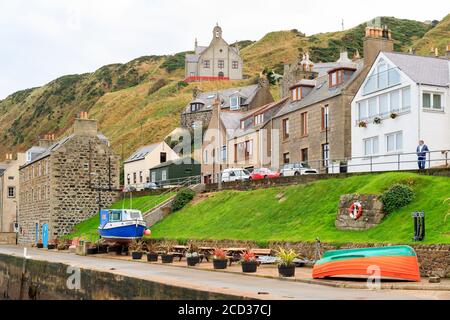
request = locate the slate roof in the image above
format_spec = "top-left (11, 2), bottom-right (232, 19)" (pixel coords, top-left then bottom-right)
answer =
top-left (383, 52), bottom-right (449, 87)
top-left (149, 157), bottom-right (200, 170)
top-left (124, 143), bottom-right (161, 163)
top-left (0, 168), bottom-right (5, 177)
top-left (183, 84), bottom-right (260, 114)
top-left (21, 133), bottom-right (110, 168)
top-left (276, 60), bottom-right (364, 118)
top-left (220, 111), bottom-right (246, 138)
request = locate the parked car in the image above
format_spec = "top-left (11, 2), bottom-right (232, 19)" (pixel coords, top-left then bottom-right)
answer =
top-left (143, 182), bottom-right (159, 190)
top-left (279, 163), bottom-right (318, 176)
top-left (250, 168), bottom-right (280, 181)
top-left (221, 168), bottom-right (251, 183)
top-left (123, 185), bottom-right (137, 192)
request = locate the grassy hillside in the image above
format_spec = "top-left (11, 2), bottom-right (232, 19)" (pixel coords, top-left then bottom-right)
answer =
top-left (0, 16), bottom-right (444, 160)
top-left (151, 173), bottom-right (450, 244)
top-left (65, 192), bottom-right (175, 241)
top-left (414, 14), bottom-right (450, 55)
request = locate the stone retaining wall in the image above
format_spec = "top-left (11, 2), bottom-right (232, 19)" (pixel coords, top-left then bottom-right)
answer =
top-left (151, 239), bottom-right (450, 278)
top-left (204, 168), bottom-right (450, 193)
top-left (0, 233), bottom-right (16, 245)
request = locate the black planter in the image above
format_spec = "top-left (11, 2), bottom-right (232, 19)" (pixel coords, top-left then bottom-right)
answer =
top-left (47, 244), bottom-right (56, 250)
top-left (36, 243), bottom-right (44, 249)
top-left (86, 247), bottom-right (98, 255)
top-left (213, 259), bottom-right (228, 270)
top-left (241, 261), bottom-right (258, 273)
top-left (147, 252), bottom-right (159, 262)
top-left (186, 256), bottom-right (200, 266)
top-left (97, 245), bottom-right (108, 254)
top-left (131, 251), bottom-right (143, 260)
top-left (278, 264), bottom-right (296, 277)
top-left (161, 254), bottom-right (174, 264)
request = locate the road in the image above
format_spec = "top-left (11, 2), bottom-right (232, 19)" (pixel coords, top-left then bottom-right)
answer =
top-left (0, 245), bottom-right (448, 300)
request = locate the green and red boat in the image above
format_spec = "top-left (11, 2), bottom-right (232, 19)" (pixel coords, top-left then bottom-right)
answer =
top-left (312, 245), bottom-right (421, 282)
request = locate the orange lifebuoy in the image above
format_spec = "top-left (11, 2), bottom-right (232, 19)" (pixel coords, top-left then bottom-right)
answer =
top-left (348, 202), bottom-right (363, 220)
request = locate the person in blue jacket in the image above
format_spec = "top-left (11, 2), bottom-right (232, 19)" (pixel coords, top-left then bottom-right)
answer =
top-left (416, 140), bottom-right (429, 170)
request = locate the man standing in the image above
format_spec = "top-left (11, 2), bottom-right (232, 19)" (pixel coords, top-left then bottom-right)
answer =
top-left (416, 140), bottom-right (429, 170)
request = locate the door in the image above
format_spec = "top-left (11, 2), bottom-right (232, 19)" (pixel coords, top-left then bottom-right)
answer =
top-left (42, 224), bottom-right (48, 248)
top-left (35, 223), bottom-right (39, 244)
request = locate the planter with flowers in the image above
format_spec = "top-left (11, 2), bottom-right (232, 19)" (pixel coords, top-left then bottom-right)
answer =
top-left (186, 241), bottom-right (200, 266)
top-left (146, 241), bottom-right (159, 262)
top-left (240, 251), bottom-right (258, 273)
top-left (373, 117), bottom-right (382, 125)
top-left (213, 249), bottom-right (228, 270)
top-left (358, 121), bottom-right (367, 128)
top-left (276, 247), bottom-right (297, 277)
top-left (390, 112), bottom-right (398, 119)
top-left (160, 241), bottom-right (175, 264)
top-left (129, 239), bottom-right (144, 260)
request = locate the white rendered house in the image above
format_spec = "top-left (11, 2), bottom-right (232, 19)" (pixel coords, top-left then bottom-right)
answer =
top-left (349, 52), bottom-right (449, 172)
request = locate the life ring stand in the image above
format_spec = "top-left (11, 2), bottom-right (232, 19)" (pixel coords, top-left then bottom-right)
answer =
top-left (348, 202), bottom-right (363, 220)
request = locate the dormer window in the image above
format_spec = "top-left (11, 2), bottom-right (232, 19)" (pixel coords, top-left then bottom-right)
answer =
top-left (254, 114), bottom-right (264, 125)
top-left (230, 96), bottom-right (240, 110)
top-left (240, 120), bottom-right (245, 130)
top-left (190, 102), bottom-right (204, 112)
top-left (328, 67), bottom-right (356, 88)
top-left (290, 83), bottom-right (315, 101)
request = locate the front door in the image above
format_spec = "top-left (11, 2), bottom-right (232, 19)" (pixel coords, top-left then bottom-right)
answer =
top-left (42, 224), bottom-right (48, 248)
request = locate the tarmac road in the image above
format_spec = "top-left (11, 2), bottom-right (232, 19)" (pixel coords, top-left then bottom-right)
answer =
top-left (0, 245), bottom-right (448, 300)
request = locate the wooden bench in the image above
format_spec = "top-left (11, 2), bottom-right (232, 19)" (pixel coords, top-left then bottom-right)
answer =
top-left (251, 248), bottom-right (274, 257)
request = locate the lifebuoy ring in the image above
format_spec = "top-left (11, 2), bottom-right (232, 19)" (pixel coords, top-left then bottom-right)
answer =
top-left (348, 202), bottom-right (363, 220)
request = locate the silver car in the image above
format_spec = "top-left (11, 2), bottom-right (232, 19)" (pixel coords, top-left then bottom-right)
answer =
top-left (280, 163), bottom-right (318, 176)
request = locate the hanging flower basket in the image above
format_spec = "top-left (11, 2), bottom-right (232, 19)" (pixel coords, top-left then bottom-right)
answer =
top-left (358, 121), bottom-right (367, 128)
top-left (390, 112), bottom-right (398, 119)
top-left (373, 117), bottom-right (382, 125)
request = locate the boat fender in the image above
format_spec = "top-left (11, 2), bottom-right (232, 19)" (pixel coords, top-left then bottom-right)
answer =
top-left (348, 202), bottom-right (363, 220)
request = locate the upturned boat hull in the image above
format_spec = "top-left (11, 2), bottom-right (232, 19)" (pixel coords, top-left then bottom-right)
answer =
top-left (312, 246), bottom-right (421, 282)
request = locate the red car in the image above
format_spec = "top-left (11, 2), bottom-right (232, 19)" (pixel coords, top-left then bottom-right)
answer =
top-left (249, 168), bottom-right (280, 181)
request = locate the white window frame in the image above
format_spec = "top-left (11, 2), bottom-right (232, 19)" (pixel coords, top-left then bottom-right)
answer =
top-left (422, 91), bottom-right (443, 111)
top-left (363, 136), bottom-right (379, 156)
top-left (161, 169), bottom-right (167, 181)
top-left (385, 131), bottom-right (403, 153)
top-left (230, 96), bottom-right (240, 110)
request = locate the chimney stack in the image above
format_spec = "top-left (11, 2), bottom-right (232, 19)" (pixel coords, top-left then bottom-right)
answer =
top-left (73, 112), bottom-right (98, 137)
top-left (363, 24), bottom-right (394, 68)
top-left (39, 133), bottom-right (56, 149)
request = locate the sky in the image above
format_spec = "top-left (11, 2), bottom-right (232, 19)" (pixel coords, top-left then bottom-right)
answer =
top-left (0, 0), bottom-right (449, 99)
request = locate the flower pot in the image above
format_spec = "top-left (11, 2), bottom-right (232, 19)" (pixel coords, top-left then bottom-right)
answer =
top-left (278, 264), bottom-right (296, 277)
top-left (86, 247), bottom-right (98, 255)
top-left (97, 245), bottom-right (108, 254)
top-left (36, 243), bottom-right (44, 249)
top-left (161, 254), bottom-right (174, 264)
top-left (147, 252), bottom-right (159, 262)
top-left (187, 256), bottom-right (200, 266)
top-left (213, 259), bottom-right (228, 270)
top-left (47, 244), bottom-right (56, 250)
top-left (241, 261), bottom-right (258, 273)
top-left (131, 251), bottom-right (143, 260)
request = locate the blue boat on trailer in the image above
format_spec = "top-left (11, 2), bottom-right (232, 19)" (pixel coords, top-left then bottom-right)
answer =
top-left (98, 209), bottom-right (147, 243)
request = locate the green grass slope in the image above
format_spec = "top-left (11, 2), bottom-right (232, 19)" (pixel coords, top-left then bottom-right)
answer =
top-left (414, 14), bottom-right (450, 55)
top-left (151, 173), bottom-right (450, 244)
top-left (65, 192), bottom-right (174, 241)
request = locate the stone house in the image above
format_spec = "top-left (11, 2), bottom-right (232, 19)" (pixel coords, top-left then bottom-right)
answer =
top-left (124, 141), bottom-right (179, 190)
top-left (18, 113), bottom-right (120, 245)
top-left (185, 24), bottom-right (243, 81)
top-left (0, 153), bottom-right (26, 233)
top-left (181, 79), bottom-right (274, 129)
top-left (271, 26), bottom-right (394, 173)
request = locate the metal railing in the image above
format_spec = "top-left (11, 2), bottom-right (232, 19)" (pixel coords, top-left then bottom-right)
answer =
top-left (299, 150), bottom-right (449, 174)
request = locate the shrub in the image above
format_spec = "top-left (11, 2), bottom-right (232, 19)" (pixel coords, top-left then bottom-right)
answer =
top-left (172, 188), bottom-right (196, 212)
top-left (381, 184), bottom-right (414, 214)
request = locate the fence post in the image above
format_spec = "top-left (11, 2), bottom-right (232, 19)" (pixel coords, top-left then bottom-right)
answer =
top-left (428, 151), bottom-right (431, 169)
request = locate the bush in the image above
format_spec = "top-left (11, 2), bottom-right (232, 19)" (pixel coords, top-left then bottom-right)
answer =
top-left (172, 188), bottom-right (196, 212)
top-left (381, 184), bottom-right (414, 214)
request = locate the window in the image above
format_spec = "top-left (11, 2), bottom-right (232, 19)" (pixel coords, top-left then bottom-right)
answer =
top-left (368, 98), bottom-right (377, 117)
top-left (160, 152), bottom-right (167, 163)
top-left (321, 105), bottom-right (329, 130)
top-left (161, 170), bottom-right (167, 181)
top-left (190, 103), bottom-right (203, 112)
top-left (358, 101), bottom-right (368, 120)
top-left (363, 60), bottom-right (401, 95)
top-left (402, 86), bottom-right (411, 109)
top-left (301, 148), bottom-right (309, 163)
top-left (218, 60), bottom-right (224, 69)
top-left (379, 94), bottom-right (389, 115)
top-left (232, 61), bottom-right (239, 69)
top-left (139, 171), bottom-right (143, 183)
top-left (151, 172), bottom-right (156, 182)
top-left (282, 119), bottom-right (289, 140)
top-left (390, 90), bottom-right (400, 112)
top-left (322, 144), bottom-right (330, 168)
top-left (254, 114), bottom-right (264, 125)
top-left (7, 187), bottom-right (15, 198)
top-left (133, 172), bottom-right (137, 184)
top-left (363, 136), bottom-right (379, 156)
top-left (329, 70), bottom-right (344, 87)
top-left (230, 96), bottom-right (240, 110)
top-left (423, 92), bottom-right (443, 110)
top-left (245, 140), bottom-right (253, 160)
top-left (300, 112), bottom-right (308, 136)
top-left (221, 146), bottom-right (227, 162)
top-left (127, 174), bottom-right (130, 185)
top-left (283, 153), bottom-right (290, 164)
top-left (109, 211), bottom-right (121, 222)
top-left (386, 132), bottom-right (403, 153)
top-left (203, 60), bottom-right (210, 68)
